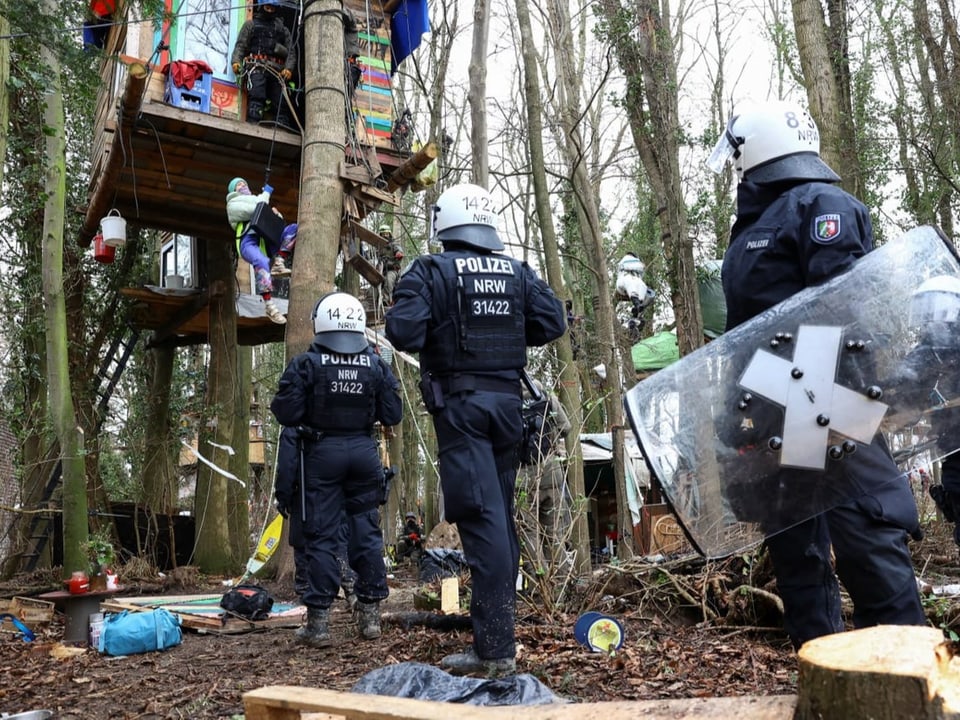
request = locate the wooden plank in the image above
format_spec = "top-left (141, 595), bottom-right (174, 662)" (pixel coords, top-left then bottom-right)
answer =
top-left (344, 243), bottom-right (385, 286)
top-left (348, 183), bottom-right (400, 208)
top-left (341, 162), bottom-right (375, 186)
top-left (243, 687), bottom-right (797, 720)
top-left (347, 219), bottom-right (391, 250)
top-left (439, 577), bottom-right (459, 615)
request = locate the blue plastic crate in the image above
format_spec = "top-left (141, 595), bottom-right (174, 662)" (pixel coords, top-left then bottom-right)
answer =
top-left (164, 72), bottom-right (212, 113)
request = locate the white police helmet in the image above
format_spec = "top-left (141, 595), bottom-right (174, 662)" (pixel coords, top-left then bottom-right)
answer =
top-left (311, 291), bottom-right (367, 353)
top-left (706, 99), bottom-right (840, 184)
top-left (432, 183), bottom-right (504, 251)
top-left (910, 275), bottom-right (960, 326)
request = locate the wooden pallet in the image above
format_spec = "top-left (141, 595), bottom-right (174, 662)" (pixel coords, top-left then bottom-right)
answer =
top-left (243, 686), bottom-right (796, 720)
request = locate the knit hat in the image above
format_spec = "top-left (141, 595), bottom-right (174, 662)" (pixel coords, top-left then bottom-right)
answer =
top-left (228, 177), bottom-right (247, 193)
top-left (281, 223), bottom-right (298, 242)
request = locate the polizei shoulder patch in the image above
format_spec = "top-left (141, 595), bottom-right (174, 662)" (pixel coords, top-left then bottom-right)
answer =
top-left (814, 214), bottom-right (841, 243)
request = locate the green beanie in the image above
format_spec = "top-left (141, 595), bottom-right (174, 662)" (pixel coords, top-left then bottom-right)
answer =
top-left (228, 177), bottom-right (247, 193)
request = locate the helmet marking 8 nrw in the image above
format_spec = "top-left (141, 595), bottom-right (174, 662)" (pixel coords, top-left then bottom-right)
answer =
top-left (706, 99), bottom-right (840, 184)
top-left (311, 291), bottom-right (368, 353)
top-left (432, 183), bottom-right (504, 251)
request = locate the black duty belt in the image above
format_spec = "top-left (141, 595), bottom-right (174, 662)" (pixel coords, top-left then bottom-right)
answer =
top-left (436, 373), bottom-right (521, 396)
top-left (296, 426), bottom-right (372, 441)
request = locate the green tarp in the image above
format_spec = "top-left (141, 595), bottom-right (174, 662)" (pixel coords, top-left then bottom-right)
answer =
top-left (632, 261), bottom-right (727, 372)
top-left (632, 331), bottom-right (679, 371)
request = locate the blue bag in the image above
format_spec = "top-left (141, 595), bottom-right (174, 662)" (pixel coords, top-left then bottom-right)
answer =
top-left (98, 608), bottom-right (182, 656)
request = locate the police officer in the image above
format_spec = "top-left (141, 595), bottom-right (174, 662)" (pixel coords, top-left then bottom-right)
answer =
top-left (709, 99), bottom-right (926, 649)
top-left (385, 183), bottom-right (566, 676)
top-left (271, 291), bottom-right (402, 647)
top-left (902, 276), bottom-right (960, 549)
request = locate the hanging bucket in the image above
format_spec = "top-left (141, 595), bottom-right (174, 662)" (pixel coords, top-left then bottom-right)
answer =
top-left (93, 232), bottom-right (115, 264)
top-left (100, 209), bottom-right (126, 247)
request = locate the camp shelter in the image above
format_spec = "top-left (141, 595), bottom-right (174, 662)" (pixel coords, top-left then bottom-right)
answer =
top-left (579, 432), bottom-right (649, 556)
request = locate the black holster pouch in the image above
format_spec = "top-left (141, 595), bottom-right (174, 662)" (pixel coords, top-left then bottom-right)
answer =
top-left (930, 484), bottom-right (958, 523)
top-left (419, 373), bottom-right (445, 415)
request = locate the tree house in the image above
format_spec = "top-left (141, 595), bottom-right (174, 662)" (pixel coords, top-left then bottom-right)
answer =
top-left (82, 0), bottom-right (433, 347)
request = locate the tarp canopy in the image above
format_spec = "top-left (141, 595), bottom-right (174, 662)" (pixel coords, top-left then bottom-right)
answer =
top-left (699, 260), bottom-right (727, 339)
top-left (631, 261), bottom-right (727, 372)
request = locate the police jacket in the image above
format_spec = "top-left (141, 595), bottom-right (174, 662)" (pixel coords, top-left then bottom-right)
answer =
top-left (722, 180), bottom-right (873, 330)
top-left (384, 247), bottom-right (566, 377)
top-left (271, 342), bottom-right (402, 434)
top-left (231, 15), bottom-right (296, 72)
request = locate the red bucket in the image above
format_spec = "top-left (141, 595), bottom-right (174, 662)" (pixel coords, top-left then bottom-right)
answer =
top-left (93, 232), bottom-right (115, 264)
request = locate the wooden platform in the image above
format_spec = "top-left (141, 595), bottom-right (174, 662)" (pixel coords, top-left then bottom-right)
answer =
top-left (243, 686), bottom-right (797, 720)
top-left (120, 287), bottom-right (286, 347)
top-left (81, 53), bottom-right (409, 247)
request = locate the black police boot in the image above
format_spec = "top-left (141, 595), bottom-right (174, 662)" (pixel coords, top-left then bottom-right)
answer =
top-left (246, 101), bottom-right (264, 123)
top-left (294, 608), bottom-right (331, 648)
top-left (440, 646), bottom-right (516, 677)
top-left (355, 601), bottom-right (381, 640)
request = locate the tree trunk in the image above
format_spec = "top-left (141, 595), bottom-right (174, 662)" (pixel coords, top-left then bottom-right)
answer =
top-left (194, 236), bottom-right (240, 575)
top-left (547, 0), bottom-right (631, 557)
top-left (288, 0), bottom-right (344, 353)
top-left (141, 346), bottom-right (179, 514)
top-left (39, 1), bottom-right (87, 578)
top-left (272, 0), bottom-right (348, 586)
top-left (515, 0), bottom-right (590, 577)
top-left (468, 0), bottom-right (490, 186)
top-left (0, 12), bottom-right (9, 190)
top-left (792, 0), bottom-right (863, 197)
top-left (796, 625), bottom-right (960, 719)
top-left (229, 347), bottom-right (252, 566)
top-left (596, 0), bottom-right (702, 358)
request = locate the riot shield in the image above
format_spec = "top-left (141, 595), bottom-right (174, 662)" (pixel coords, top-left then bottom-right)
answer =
top-left (625, 225), bottom-right (960, 558)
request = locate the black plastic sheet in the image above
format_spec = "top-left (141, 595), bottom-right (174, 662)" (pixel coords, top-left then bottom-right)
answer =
top-left (352, 662), bottom-right (565, 705)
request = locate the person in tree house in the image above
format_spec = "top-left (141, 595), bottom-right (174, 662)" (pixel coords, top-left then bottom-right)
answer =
top-left (377, 224), bottom-right (403, 306)
top-left (225, 176), bottom-right (287, 324)
top-left (231, 0), bottom-right (296, 129)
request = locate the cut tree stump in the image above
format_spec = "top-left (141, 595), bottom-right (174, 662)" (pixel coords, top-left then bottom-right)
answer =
top-left (795, 624), bottom-right (960, 719)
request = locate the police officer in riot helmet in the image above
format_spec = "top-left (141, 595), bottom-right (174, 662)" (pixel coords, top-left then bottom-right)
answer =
top-left (710, 99), bottom-right (925, 650)
top-left (385, 183), bottom-right (565, 675)
top-left (271, 291), bottom-right (402, 648)
top-left (903, 276), bottom-right (960, 550)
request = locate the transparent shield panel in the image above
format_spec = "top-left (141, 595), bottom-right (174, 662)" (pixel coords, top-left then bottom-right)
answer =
top-left (625, 226), bottom-right (960, 558)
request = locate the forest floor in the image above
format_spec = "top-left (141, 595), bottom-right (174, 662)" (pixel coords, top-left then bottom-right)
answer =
top-left (2, 521), bottom-right (960, 720)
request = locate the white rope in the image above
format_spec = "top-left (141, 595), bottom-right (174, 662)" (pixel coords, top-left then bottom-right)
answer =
top-left (180, 439), bottom-right (245, 487)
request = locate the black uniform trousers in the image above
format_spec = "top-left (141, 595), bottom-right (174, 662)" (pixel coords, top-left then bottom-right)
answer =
top-left (432, 388), bottom-right (523, 661)
top-left (766, 472), bottom-right (926, 649)
top-left (940, 452), bottom-right (960, 546)
top-left (300, 434), bottom-right (387, 610)
top-left (246, 66), bottom-right (291, 124)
